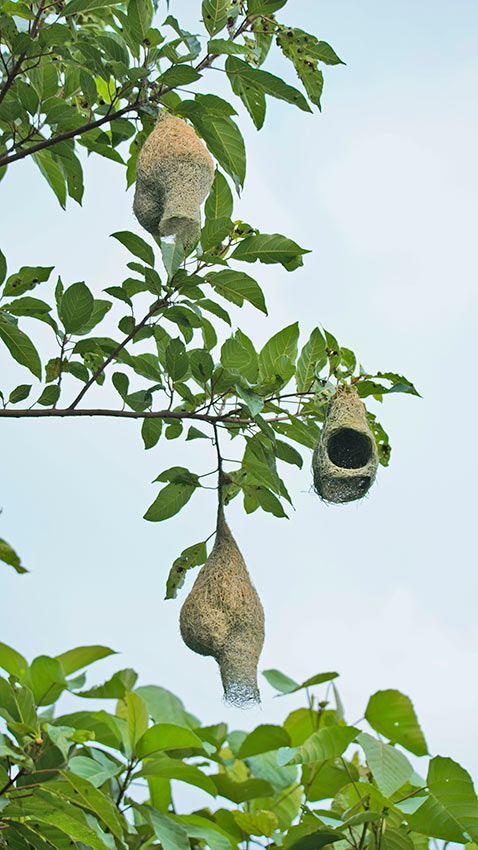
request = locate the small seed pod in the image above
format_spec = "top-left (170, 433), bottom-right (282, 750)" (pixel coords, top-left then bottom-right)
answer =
top-left (179, 506), bottom-right (264, 707)
top-left (133, 111), bottom-right (214, 251)
top-left (312, 385), bottom-right (378, 503)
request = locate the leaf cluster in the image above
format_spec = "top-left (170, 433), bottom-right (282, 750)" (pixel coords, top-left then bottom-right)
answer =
top-left (0, 643), bottom-right (476, 850)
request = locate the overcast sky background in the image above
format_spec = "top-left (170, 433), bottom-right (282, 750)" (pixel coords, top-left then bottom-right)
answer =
top-left (1, 0), bottom-right (478, 798)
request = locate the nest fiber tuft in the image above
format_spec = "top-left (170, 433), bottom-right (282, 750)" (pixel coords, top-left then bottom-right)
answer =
top-left (133, 111), bottom-right (214, 251)
top-left (179, 507), bottom-right (265, 707)
top-left (312, 385), bottom-right (378, 503)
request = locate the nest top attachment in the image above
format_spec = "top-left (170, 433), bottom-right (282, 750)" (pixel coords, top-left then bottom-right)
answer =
top-left (312, 386), bottom-right (378, 503)
top-left (179, 506), bottom-right (265, 708)
top-left (133, 111), bottom-right (215, 251)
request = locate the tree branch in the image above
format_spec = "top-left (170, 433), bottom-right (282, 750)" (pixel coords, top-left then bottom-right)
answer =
top-left (0, 0), bottom-right (46, 107)
top-left (67, 295), bottom-right (169, 410)
top-left (0, 98), bottom-right (144, 168)
top-left (0, 408), bottom-right (252, 424)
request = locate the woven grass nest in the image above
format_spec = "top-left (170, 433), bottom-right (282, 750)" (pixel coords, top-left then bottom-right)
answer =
top-left (180, 504), bottom-right (264, 707)
top-left (312, 385), bottom-right (378, 504)
top-left (133, 111), bottom-right (214, 251)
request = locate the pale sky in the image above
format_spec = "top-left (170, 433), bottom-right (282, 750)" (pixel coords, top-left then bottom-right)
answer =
top-left (1, 0), bottom-right (478, 797)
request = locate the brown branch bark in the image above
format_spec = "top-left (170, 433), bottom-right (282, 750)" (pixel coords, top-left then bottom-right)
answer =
top-left (0, 408), bottom-right (251, 424)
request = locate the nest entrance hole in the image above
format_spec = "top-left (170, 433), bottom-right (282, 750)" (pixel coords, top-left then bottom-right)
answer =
top-left (327, 428), bottom-right (373, 469)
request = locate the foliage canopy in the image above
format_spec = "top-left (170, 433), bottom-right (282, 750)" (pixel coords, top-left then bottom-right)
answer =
top-left (1, 644), bottom-right (478, 850)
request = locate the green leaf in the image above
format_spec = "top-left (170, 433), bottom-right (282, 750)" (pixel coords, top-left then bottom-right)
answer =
top-left (234, 384), bottom-right (264, 417)
top-left (238, 725), bottom-right (291, 758)
top-left (284, 725), bottom-right (358, 765)
top-left (144, 482), bottom-right (196, 522)
top-left (135, 723), bottom-right (204, 758)
top-left (195, 115), bottom-right (246, 189)
top-left (285, 829), bottom-right (344, 850)
top-left (243, 437), bottom-right (280, 494)
top-left (409, 756), bottom-right (478, 842)
top-left (136, 755), bottom-right (217, 796)
top-left (234, 809), bottom-right (279, 837)
top-left (207, 269), bottom-right (267, 313)
top-left (296, 328), bottom-right (327, 392)
top-left (0, 315), bottom-right (41, 379)
top-left (208, 39), bottom-right (253, 56)
top-left (165, 541), bottom-right (208, 599)
top-left (2, 297), bottom-right (51, 316)
top-left (189, 350), bottom-right (214, 383)
top-left (74, 298), bottom-right (111, 335)
top-left (202, 0), bottom-right (229, 35)
top-left (62, 0), bottom-right (120, 15)
top-left (250, 486), bottom-right (288, 518)
top-left (365, 690), bottom-right (427, 756)
top-left (201, 217), bottom-right (233, 251)
top-left (0, 250), bottom-right (6, 285)
top-left (274, 416), bottom-right (320, 449)
top-left (262, 668), bottom-right (299, 694)
top-left (3, 265), bottom-right (53, 298)
top-left (141, 417), bottom-right (163, 449)
top-left (306, 761), bottom-right (351, 801)
top-left (165, 338), bottom-right (188, 381)
top-left (221, 337), bottom-right (253, 371)
top-left (275, 440), bottom-right (303, 468)
top-left (123, 691), bottom-right (149, 750)
top-left (79, 69), bottom-right (97, 105)
top-left (211, 774), bottom-right (274, 803)
top-left (51, 772), bottom-right (125, 838)
top-left (160, 239), bottom-right (185, 280)
top-left (258, 322), bottom-right (299, 382)
top-left (159, 65), bottom-right (202, 88)
top-left (172, 814), bottom-right (236, 850)
top-left (55, 645), bottom-right (116, 676)
top-left (135, 684), bottom-right (196, 727)
top-left (59, 282), bottom-right (94, 333)
top-left (205, 170), bottom-right (233, 220)
top-left (76, 668), bottom-right (137, 699)
top-left (226, 57), bottom-right (312, 113)
top-left (111, 230), bottom-right (155, 267)
top-left (0, 642), bottom-right (28, 680)
top-left (0, 539), bottom-right (28, 574)
top-left (247, 0), bottom-right (287, 11)
top-left (32, 150), bottom-right (66, 208)
top-left (232, 233), bottom-right (309, 269)
top-left (37, 385), bottom-right (60, 406)
top-left (29, 655), bottom-right (66, 705)
top-left (380, 828), bottom-right (414, 850)
top-left (358, 732), bottom-right (413, 797)
top-left (127, 0), bottom-right (152, 43)
top-left (68, 754), bottom-right (121, 787)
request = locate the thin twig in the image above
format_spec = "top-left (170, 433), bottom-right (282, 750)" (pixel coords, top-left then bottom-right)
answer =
top-left (68, 295), bottom-right (169, 409)
top-left (0, 770), bottom-right (24, 796)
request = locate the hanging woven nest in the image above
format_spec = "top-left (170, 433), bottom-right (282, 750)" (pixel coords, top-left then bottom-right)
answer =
top-left (312, 385), bottom-right (378, 503)
top-left (133, 111), bottom-right (214, 251)
top-left (179, 504), bottom-right (265, 707)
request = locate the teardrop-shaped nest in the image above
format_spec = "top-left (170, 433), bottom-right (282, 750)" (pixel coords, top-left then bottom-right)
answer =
top-left (133, 111), bottom-right (214, 250)
top-left (180, 508), bottom-right (265, 707)
top-left (312, 385), bottom-right (378, 503)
